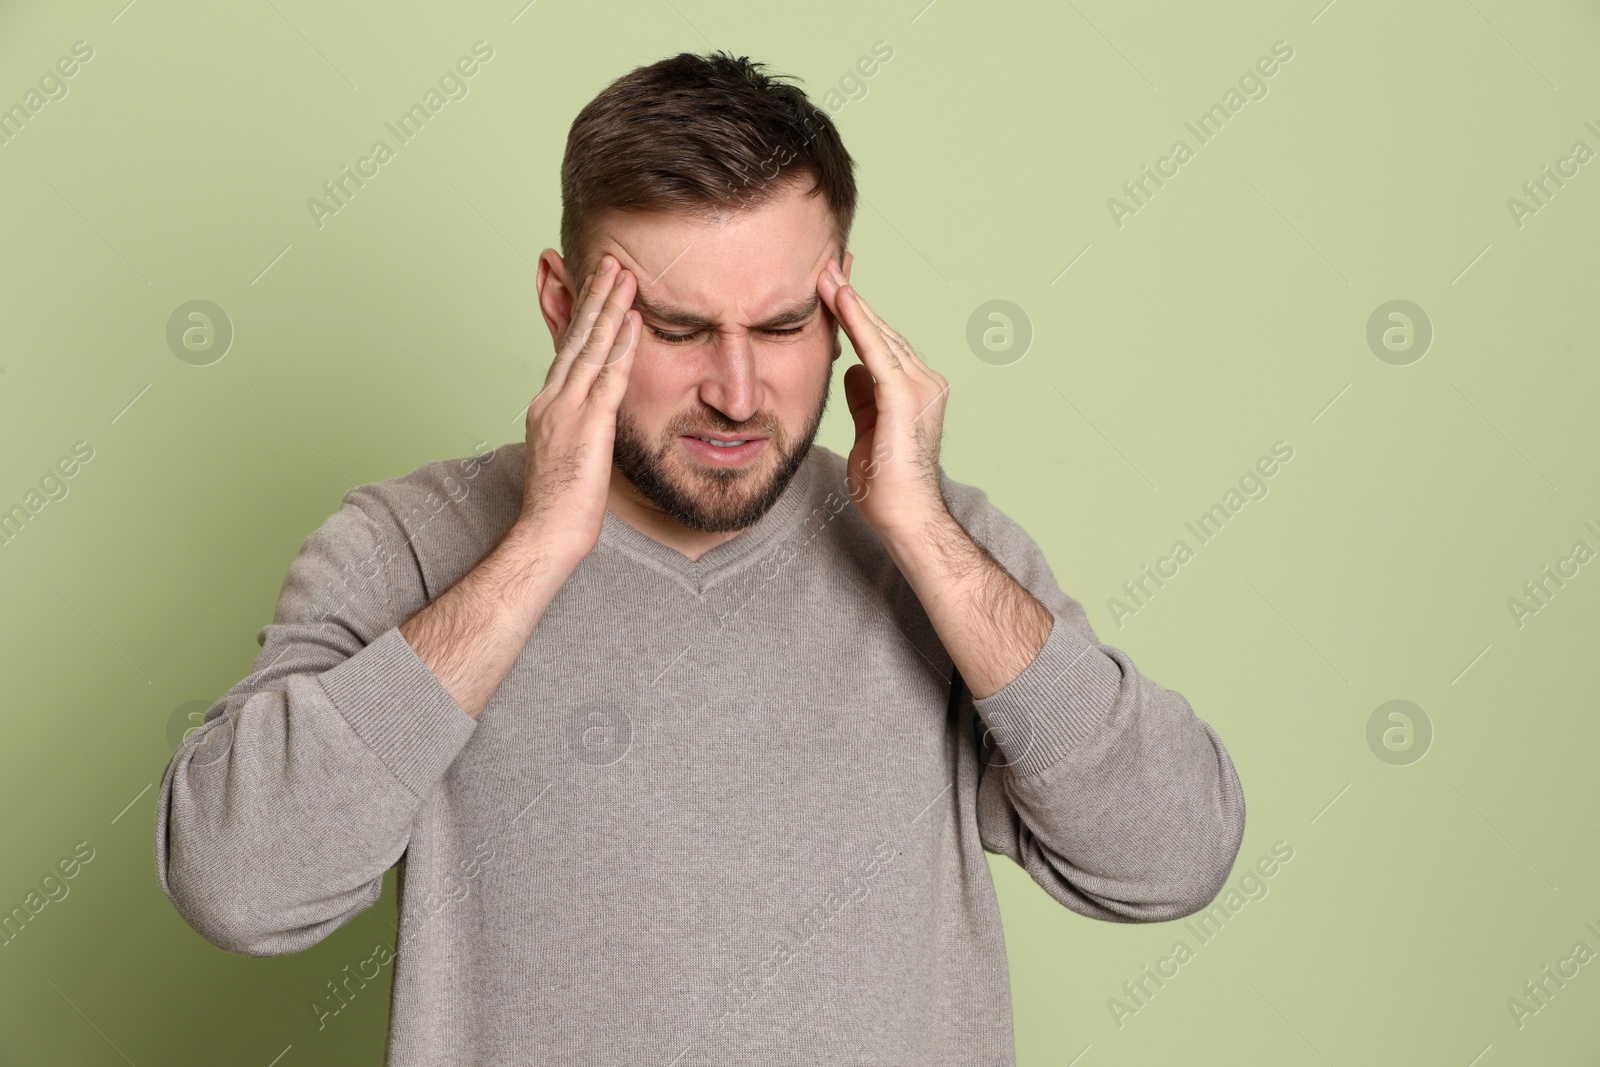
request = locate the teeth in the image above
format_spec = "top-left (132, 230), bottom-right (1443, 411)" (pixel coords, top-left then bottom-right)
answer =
top-left (697, 437), bottom-right (746, 448)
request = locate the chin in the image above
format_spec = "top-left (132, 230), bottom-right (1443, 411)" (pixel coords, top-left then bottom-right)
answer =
top-left (664, 455), bottom-right (779, 530)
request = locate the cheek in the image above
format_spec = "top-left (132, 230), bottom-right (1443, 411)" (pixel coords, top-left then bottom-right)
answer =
top-left (774, 347), bottom-right (837, 417)
top-left (619, 349), bottom-right (697, 415)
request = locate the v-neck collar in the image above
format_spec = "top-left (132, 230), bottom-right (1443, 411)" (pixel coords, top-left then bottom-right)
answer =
top-left (597, 450), bottom-right (820, 596)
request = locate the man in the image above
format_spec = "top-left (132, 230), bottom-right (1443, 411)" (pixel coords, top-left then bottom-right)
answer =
top-left (155, 51), bottom-right (1244, 1066)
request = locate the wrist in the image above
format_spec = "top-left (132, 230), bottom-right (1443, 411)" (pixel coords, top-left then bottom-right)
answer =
top-left (505, 513), bottom-right (590, 570)
top-left (873, 500), bottom-right (958, 551)
top-left (491, 521), bottom-right (584, 614)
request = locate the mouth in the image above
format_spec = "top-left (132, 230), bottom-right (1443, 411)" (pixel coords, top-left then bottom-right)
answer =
top-left (679, 433), bottom-right (768, 466)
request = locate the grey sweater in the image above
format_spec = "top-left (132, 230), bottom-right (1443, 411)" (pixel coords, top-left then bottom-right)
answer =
top-left (154, 441), bottom-right (1245, 1066)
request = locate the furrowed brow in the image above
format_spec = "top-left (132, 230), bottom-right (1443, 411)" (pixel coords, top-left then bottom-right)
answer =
top-left (633, 292), bottom-right (820, 330)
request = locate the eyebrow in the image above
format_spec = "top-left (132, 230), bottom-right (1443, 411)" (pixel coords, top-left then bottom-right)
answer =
top-left (632, 291), bottom-right (821, 331)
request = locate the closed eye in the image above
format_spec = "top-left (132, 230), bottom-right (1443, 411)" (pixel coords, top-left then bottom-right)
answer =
top-left (649, 325), bottom-right (807, 345)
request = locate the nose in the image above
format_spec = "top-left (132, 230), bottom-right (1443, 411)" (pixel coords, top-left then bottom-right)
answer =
top-left (697, 331), bottom-right (764, 425)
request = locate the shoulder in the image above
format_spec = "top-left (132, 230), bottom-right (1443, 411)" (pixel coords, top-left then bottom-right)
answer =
top-left (267, 444), bottom-right (521, 637)
top-left (336, 441), bottom-right (524, 597)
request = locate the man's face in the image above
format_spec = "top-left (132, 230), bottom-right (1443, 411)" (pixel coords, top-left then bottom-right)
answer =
top-left (538, 179), bottom-right (852, 534)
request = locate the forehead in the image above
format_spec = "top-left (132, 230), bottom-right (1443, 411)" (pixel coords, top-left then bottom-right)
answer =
top-left (588, 182), bottom-right (839, 321)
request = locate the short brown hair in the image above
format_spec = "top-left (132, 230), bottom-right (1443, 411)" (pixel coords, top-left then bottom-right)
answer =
top-left (559, 51), bottom-right (858, 284)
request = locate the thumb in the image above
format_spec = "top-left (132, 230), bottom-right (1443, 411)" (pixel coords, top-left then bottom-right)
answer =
top-left (843, 364), bottom-right (877, 439)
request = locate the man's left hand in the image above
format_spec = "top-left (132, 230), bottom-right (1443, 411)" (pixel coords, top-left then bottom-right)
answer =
top-left (817, 259), bottom-right (951, 539)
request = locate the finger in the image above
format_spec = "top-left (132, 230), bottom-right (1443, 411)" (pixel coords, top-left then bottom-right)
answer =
top-left (831, 280), bottom-right (948, 444)
top-left (539, 267), bottom-right (600, 393)
top-left (542, 265), bottom-right (607, 396)
top-left (566, 271), bottom-right (633, 396)
top-left (818, 267), bottom-right (899, 376)
top-left (839, 283), bottom-right (933, 376)
top-left (566, 261), bottom-right (626, 366)
top-left (815, 258), bottom-right (846, 326)
top-left (586, 310), bottom-right (640, 408)
top-left (823, 263), bottom-right (925, 376)
top-left (831, 272), bottom-right (922, 369)
top-left (842, 363), bottom-right (877, 429)
top-left (547, 257), bottom-right (624, 393)
top-left (835, 283), bottom-right (905, 376)
top-left (565, 266), bottom-right (638, 393)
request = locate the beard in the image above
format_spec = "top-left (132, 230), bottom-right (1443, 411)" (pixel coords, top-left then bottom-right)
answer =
top-left (611, 373), bottom-right (832, 534)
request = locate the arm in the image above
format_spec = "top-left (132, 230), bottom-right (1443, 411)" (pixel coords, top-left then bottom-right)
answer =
top-left (812, 258), bottom-right (1242, 920)
top-left (887, 474), bottom-right (1247, 922)
top-left (153, 485), bottom-right (572, 956)
top-left (154, 252), bottom-right (641, 956)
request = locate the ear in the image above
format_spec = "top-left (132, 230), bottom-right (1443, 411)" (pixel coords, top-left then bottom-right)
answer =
top-left (841, 251), bottom-right (853, 283)
top-left (536, 249), bottom-right (577, 349)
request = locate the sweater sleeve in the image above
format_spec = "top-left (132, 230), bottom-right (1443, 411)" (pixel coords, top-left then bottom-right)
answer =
top-left (153, 486), bottom-right (479, 957)
top-left (943, 475), bottom-right (1246, 923)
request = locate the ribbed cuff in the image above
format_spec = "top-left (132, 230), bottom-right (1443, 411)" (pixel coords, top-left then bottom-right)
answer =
top-left (971, 613), bottom-right (1124, 779)
top-left (318, 626), bottom-right (479, 798)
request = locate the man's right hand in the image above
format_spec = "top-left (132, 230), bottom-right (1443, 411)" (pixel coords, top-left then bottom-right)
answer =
top-left (518, 253), bottom-right (641, 564)
top-left (397, 254), bottom-right (640, 719)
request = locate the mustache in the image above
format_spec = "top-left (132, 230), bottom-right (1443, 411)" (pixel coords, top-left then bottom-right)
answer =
top-left (671, 413), bottom-right (781, 438)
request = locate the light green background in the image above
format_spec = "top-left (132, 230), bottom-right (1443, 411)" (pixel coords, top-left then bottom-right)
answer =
top-left (2, 0), bottom-right (1598, 1063)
